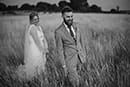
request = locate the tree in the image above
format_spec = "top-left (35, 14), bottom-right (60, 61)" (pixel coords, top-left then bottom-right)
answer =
top-left (0, 2), bottom-right (7, 11)
top-left (110, 8), bottom-right (116, 13)
top-left (89, 4), bottom-right (102, 12)
top-left (116, 6), bottom-right (120, 11)
top-left (110, 6), bottom-right (120, 13)
top-left (20, 3), bottom-right (35, 10)
top-left (50, 4), bottom-right (59, 12)
top-left (7, 5), bottom-right (18, 11)
top-left (58, 0), bottom-right (70, 9)
top-left (36, 2), bottom-right (52, 11)
top-left (70, 0), bottom-right (89, 11)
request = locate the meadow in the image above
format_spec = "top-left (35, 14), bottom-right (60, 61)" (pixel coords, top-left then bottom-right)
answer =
top-left (0, 13), bottom-right (130, 87)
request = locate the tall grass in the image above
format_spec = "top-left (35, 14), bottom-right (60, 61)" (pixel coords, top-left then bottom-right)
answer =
top-left (0, 13), bottom-right (130, 87)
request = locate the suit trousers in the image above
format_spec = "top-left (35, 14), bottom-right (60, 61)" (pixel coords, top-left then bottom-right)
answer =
top-left (66, 54), bottom-right (81, 87)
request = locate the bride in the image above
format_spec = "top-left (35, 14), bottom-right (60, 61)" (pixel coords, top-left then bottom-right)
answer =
top-left (17, 12), bottom-right (48, 80)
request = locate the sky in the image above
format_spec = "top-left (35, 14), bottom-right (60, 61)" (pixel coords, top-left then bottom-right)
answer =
top-left (0, 0), bottom-right (130, 11)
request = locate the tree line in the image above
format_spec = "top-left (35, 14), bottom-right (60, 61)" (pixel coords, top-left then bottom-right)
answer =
top-left (0, 0), bottom-right (127, 13)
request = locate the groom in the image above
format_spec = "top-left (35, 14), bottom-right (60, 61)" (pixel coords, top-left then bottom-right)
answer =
top-left (55, 6), bottom-right (86, 87)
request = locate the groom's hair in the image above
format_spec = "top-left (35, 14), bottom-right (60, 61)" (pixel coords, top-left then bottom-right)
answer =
top-left (29, 12), bottom-right (39, 21)
top-left (61, 6), bottom-right (73, 14)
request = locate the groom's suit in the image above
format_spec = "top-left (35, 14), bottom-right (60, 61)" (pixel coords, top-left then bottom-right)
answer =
top-left (55, 22), bottom-right (86, 86)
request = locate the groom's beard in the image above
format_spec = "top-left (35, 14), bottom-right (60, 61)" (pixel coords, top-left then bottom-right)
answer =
top-left (64, 19), bottom-right (73, 27)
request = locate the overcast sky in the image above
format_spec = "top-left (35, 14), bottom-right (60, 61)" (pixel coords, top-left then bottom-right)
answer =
top-left (0, 0), bottom-right (130, 11)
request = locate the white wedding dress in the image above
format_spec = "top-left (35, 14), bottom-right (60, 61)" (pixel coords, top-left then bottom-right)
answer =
top-left (16, 24), bottom-right (48, 80)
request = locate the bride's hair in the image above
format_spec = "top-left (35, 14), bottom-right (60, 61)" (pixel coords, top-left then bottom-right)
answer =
top-left (29, 12), bottom-right (39, 21)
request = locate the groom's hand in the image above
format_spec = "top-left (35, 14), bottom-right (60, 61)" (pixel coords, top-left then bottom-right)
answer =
top-left (63, 65), bottom-right (67, 76)
top-left (44, 48), bottom-right (49, 53)
top-left (42, 48), bottom-right (48, 54)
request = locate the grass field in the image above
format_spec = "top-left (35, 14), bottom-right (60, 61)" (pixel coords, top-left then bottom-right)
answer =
top-left (0, 13), bottom-right (130, 87)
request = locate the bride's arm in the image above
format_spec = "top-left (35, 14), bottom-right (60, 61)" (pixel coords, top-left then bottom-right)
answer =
top-left (30, 26), bottom-right (44, 52)
top-left (43, 38), bottom-right (48, 53)
top-left (41, 26), bottom-right (48, 52)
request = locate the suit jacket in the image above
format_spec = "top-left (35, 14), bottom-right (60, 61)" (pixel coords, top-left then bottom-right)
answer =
top-left (55, 22), bottom-right (86, 67)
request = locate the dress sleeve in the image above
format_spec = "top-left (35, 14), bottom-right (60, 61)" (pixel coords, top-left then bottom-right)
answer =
top-left (40, 26), bottom-right (48, 53)
top-left (30, 25), bottom-right (44, 52)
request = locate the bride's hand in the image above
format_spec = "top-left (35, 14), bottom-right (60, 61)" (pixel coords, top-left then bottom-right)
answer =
top-left (42, 48), bottom-right (48, 54)
top-left (44, 48), bottom-right (48, 53)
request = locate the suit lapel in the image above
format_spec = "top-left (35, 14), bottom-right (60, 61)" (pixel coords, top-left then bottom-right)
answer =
top-left (62, 23), bottom-right (75, 41)
top-left (72, 23), bottom-right (77, 40)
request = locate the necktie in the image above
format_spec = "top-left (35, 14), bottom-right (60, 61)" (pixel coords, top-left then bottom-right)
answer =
top-left (68, 26), bottom-right (74, 38)
top-left (68, 26), bottom-right (76, 43)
